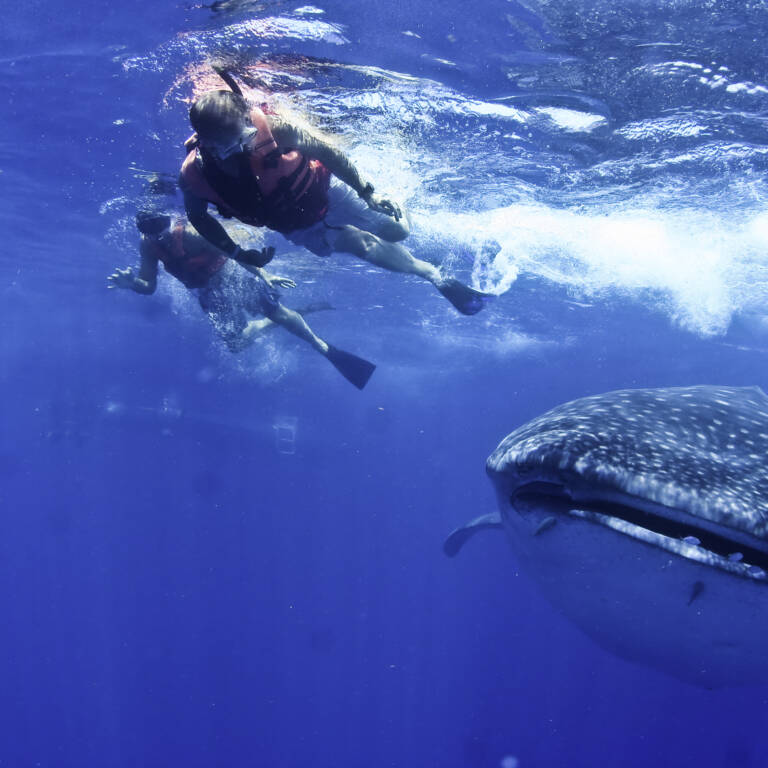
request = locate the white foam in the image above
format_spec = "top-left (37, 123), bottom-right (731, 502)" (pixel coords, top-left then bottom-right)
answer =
top-left (293, 5), bottom-right (325, 15)
top-left (465, 101), bottom-right (528, 122)
top-left (122, 17), bottom-right (348, 71)
top-left (535, 106), bottom-right (607, 132)
top-left (415, 204), bottom-right (768, 336)
top-left (725, 81), bottom-right (768, 96)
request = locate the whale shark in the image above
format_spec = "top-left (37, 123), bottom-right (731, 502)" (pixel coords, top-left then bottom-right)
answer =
top-left (445, 385), bottom-right (768, 687)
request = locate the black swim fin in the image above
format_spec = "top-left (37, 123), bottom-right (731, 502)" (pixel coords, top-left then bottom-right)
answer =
top-left (326, 345), bottom-right (376, 390)
top-left (437, 278), bottom-right (489, 316)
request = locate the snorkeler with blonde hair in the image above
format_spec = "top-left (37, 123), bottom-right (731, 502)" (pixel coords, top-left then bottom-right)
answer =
top-left (179, 67), bottom-right (488, 316)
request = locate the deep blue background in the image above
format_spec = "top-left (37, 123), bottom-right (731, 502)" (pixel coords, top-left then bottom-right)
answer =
top-left (3, 1), bottom-right (768, 766)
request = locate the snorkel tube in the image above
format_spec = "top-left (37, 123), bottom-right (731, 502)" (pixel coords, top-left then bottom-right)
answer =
top-left (211, 64), bottom-right (244, 96)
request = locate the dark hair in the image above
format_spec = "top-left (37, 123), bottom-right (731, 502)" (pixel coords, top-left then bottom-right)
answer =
top-left (189, 90), bottom-right (248, 140)
top-left (135, 210), bottom-right (171, 236)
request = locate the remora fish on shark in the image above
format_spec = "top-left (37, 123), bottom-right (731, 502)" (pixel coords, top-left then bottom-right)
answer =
top-left (445, 385), bottom-right (768, 687)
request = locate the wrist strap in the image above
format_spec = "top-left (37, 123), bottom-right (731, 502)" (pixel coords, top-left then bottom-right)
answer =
top-left (359, 182), bottom-right (374, 200)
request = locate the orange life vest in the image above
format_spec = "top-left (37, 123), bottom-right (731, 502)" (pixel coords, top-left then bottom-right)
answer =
top-left (150, 221), bottom-right (227, 289)
top-left (180, 107), bottom-right (330, 234)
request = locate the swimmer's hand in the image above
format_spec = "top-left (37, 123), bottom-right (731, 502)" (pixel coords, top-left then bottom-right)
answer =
top-left (107, 266), bottom-right (154, 294)
top-left (359, 184), bottom-right (401, 220)
top-left (264, 274), bottom-right (297, 289)
top-left (233, 246), bottom-right (275, 268)
top-left (107, 266), bottom-right (137, 290)
top-left (364, 192), bottom-right (402, 222)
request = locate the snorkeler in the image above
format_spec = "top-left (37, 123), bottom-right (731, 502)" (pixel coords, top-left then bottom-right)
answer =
top-left (107, 211), bottom-right (376, 389)
top-left (178, 68), bottom-right (488, 316)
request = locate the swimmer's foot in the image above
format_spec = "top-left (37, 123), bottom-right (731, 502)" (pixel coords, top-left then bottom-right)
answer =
top-left (326, 345), bottom-right (376, 390)
top-left (437, 278), bottom-right (489, 316)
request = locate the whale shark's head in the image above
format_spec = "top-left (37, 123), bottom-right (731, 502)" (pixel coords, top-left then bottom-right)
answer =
top-left (489, 385), bottom-right (768, 581)
top-left (448, 386), bottom-right (768, 687)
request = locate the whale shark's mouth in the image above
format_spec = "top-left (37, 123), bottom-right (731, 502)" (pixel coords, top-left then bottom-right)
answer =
top-left (511, 481), bottom-right (768, 582)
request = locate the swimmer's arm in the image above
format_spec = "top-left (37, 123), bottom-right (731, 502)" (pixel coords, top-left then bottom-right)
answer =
top-left (270, 119), bottom-right (402, 220)
top-left (134, 241), bottom-right (159, 293)
top-left (239, 263), bottom-right (295, 289)
top-left (269, 119), bottom-right (373, 198)
top-left (183, 187), bottom-right (241, 254)
top-left (183, 187), bottom-right (276, 268)
top-left (107, 241), bottom-right (158, 294)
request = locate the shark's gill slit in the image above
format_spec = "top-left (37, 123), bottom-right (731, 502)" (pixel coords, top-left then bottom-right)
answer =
top-left (511, 484), bottom-right (768, 572)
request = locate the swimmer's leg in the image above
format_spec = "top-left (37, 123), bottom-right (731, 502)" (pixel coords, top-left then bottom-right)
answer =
top-left (263, 304), bottom-right (328, 353)
top-left (264, 303), bottom-right (375, 389)
top-left (240, 316), bottom-right (274, 341)
top-left (374, 208), bottom-right (411, 242)
top-left (240, 301), bottom-right (335, 342)
top-left (332, 225), bottom-right (488, 316)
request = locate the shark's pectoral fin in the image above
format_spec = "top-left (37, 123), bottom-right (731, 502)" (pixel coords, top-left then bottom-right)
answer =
top-left (443, 512), bottom-right (504, 557)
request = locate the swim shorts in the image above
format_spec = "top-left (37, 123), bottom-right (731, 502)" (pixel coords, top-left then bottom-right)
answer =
top-left (282, 177), bottom-right (400, 258)
top-left (197, 259), bottom-right (279, 348)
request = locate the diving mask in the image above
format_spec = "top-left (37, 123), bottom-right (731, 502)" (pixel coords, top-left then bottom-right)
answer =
top-left (205, 126), bottom-right (258, 160)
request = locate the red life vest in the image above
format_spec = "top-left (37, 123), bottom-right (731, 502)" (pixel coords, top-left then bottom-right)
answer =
top-left (180, 107), bottom-right (330, 234)
top-left (150, 221), bottom-right (227, 289)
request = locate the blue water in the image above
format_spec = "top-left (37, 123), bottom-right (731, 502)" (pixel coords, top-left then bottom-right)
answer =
top-left (3, 1), bottom-right (768, 766)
